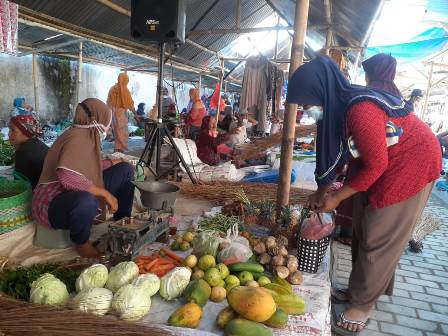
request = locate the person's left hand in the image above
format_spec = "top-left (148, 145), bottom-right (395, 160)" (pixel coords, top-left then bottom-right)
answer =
top-left (318, 194), bottom-right (341, 212)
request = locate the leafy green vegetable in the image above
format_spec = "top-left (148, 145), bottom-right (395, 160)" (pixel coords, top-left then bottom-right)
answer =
top-left (0, 263), bottom-right (80, 300)
top-left (0, 133), bottom-right (15, 166)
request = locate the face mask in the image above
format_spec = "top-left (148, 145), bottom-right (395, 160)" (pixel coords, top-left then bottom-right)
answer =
top-left (304, 106), bottom-right (324, 120)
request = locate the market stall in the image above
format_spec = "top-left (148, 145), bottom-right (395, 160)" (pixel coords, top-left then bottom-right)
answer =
top-left (0, 188), bottom-right (333, 336)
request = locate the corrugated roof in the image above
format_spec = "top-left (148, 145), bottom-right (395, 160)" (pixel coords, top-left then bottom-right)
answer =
top-left (12, 0), bottom-right (382, 85)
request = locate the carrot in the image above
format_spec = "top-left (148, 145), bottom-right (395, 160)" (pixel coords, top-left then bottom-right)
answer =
top-left (143, 258), bottom-right (160, 271)
top-left (160, 248), bottom-right (183, 263)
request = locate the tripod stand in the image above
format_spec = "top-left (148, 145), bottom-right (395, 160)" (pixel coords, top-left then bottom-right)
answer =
top-left (138, 42), bottom-right (197, 184)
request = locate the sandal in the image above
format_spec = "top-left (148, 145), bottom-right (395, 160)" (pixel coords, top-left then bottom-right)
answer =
top-left (331, 287), bottom-right (349, 304)
top-left (331, 305), bottom-right (368, 336)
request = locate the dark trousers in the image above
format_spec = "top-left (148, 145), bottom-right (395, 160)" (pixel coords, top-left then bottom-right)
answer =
top-left (48, 162), bottom-right (135, 245)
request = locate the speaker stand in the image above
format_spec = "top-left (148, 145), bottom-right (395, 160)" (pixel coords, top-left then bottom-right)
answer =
top-left (138, 42), bottom-right (197, 184)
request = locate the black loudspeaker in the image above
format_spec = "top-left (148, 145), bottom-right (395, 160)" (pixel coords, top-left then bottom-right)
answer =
top-left (131, 0), bottom-right (186, 43)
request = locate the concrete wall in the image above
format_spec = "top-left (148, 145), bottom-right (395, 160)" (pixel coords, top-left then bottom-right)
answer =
top-left (0, 53), bottom-right (203, 125)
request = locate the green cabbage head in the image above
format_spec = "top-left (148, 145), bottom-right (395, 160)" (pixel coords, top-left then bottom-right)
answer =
top-left (159, 267), bottom-right (191, 300)
top-left (133, 273), bottom-right (160, 297)
top-left (111, 284), bottom-right (151, 320)
top-left (29, 273), bottom-right (70, 305)
top-left (105, 261), bottom-right (139, 293)
top-left (72, 287), bottom-right (113, 316)
top-left (76, 264), bottom-right (109, 292)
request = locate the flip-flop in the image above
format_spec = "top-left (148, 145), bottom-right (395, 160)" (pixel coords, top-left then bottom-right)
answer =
top-left (331, 304), bottom-right (368, 336)
top-left (331, 288), bottom-right (350, 304)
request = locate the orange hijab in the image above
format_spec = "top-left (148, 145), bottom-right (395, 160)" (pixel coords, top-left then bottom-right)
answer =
top-left (107, 73), bottom-right (134, 109)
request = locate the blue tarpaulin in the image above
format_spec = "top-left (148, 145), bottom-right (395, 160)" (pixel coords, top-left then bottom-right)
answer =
top-left (366, 27), bottom-right (448, 64)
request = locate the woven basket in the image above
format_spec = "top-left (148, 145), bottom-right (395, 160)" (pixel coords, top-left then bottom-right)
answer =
top-left (0, 179), bottom-right (32, 234)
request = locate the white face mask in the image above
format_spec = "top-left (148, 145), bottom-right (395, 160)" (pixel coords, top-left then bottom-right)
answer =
top-left (304, 106), bottom-right (324, 121)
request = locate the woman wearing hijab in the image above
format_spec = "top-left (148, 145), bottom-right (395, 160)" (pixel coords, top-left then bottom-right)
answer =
top-left (287, 56), bottom-right (440, 335)
top-left (12, 97), bottom-right (33, 116)
top-left (107, 73), bottom-right (135, 152)
top-left (362, 53), bottom-right (401, 96)
top-left (196, 116), bottom-right (232, 166)
top-left (185, 88), bottom-right (206, 141)
top-left (33, 98), bottom-right (135, 258)
top-left (8, 115), bottom-right (48, 189)
top-left (335, 53), bottom-right (402, 246)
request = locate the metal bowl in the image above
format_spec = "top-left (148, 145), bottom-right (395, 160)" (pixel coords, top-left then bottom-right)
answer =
top-left (132, 181), bottom-right (179, 210)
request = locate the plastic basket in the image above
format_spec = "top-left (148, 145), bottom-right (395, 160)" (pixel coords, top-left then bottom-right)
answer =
top-left (0, 177), bottom-right (32, 234)
top-left (297, 235), bottom-right (330, 273)
top-left (295, 207), bottom-right (331, 273)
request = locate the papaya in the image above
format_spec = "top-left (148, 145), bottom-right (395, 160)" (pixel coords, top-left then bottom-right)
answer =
top-left (224, 318), bottom-right (273, 336)
top-left (216, 306), bottom-right (237, 329)
top-left (263, 283), bottom-right (291, 295)
top-left (183, 279), bottom-right (211, 307)
top-left (273, 276), bottom-right (293, 293)
top-left (168, 303), bottom-right (203, 329)
top-left (272, 293), bottom-right (305, 315)
top-left (227, 286), bottom-right (276, 322)
top-left (263, 308), bottom-right (288, 328)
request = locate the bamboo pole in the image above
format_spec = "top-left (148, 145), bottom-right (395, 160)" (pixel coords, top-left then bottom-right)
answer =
top-left (276, 0), bottom-right (310, 209)
top-left (324, 0), bottom-right (332, 55)
top-left (32, 53), bottom-right (39, 112)
top-left (75, 41), bottom-right (83, 104)
top-left (422, 61), bottom-right (434, 119)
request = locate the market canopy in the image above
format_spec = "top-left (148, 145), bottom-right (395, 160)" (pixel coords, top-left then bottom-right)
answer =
top-left (11, 0), bottom-right (382, 87)
top-left (367, 27), bottom-right (448, 65)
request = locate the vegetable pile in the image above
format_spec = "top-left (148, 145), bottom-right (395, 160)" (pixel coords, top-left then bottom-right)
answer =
top-left (198, 214), bottom-right (243, 233)
top-left (0, 263), bottom-right (79, 301)
top-left (135, 248), bottom-right (183, 277)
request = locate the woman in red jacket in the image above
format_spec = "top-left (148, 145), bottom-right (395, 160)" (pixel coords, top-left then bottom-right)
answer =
top-left (287, 56), bottom-right (441, 335)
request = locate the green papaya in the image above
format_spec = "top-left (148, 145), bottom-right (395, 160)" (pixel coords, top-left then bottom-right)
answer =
top-left (224, 318), bottom-right (273, 336)
top-left (263, 308), bottom-right (288, 328)
top-left (183, 279), bottom-right (211, 307)
top-left (216, 306), bottom-right (237, 329)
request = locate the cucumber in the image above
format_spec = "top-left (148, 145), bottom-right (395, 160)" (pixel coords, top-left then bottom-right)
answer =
top-left (228, 262), bottom-right (264, 274)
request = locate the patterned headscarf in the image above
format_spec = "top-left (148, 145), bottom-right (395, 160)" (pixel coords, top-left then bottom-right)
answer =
top-left (10, 115), bottom-right (42, 138)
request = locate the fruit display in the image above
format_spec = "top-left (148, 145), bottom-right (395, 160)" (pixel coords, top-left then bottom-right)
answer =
top-left (253, 235), bottom-right (303, 285)
top-left (170, 231), bottom-right (196, 251)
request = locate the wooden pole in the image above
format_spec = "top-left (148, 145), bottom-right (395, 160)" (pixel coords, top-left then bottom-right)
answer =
top-left (215, 58), bottom-right (225, 121)
top-left (276, 0), bottom-right (310, 209)
top-left (76, 41), bottom-right (83, 104)
top-left (32, 53), bottom-right (39, 112)
top-left (422, 61), bottom-right (434, 119)
top-left (198, 73), bottom-right (202, 92)
top-left (324, 0), bottom-right (332, 55)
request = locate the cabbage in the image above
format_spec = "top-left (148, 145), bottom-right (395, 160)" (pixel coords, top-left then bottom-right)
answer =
top-left (159, 267), bottom-right (191, 300)
top-left (105, 261), bottom-right (139, 293)
top-left (76, 264), bottom-right (109, 292)
top-left (132, 273), bottom-right (160, 297)
top-left (72, 288), bottom-right (113, 316)
top-left (29, 273), bottom-right (70, 305)
top-left (111, 284), bottom-right (151, 321)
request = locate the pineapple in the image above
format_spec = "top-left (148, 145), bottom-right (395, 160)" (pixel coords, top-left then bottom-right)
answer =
top-left (275, 205), bottom-right (300, 247)
top-left (258, 200), bottom-right (276, 228)
top-left (243, 202), bottom-right (260, 225)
